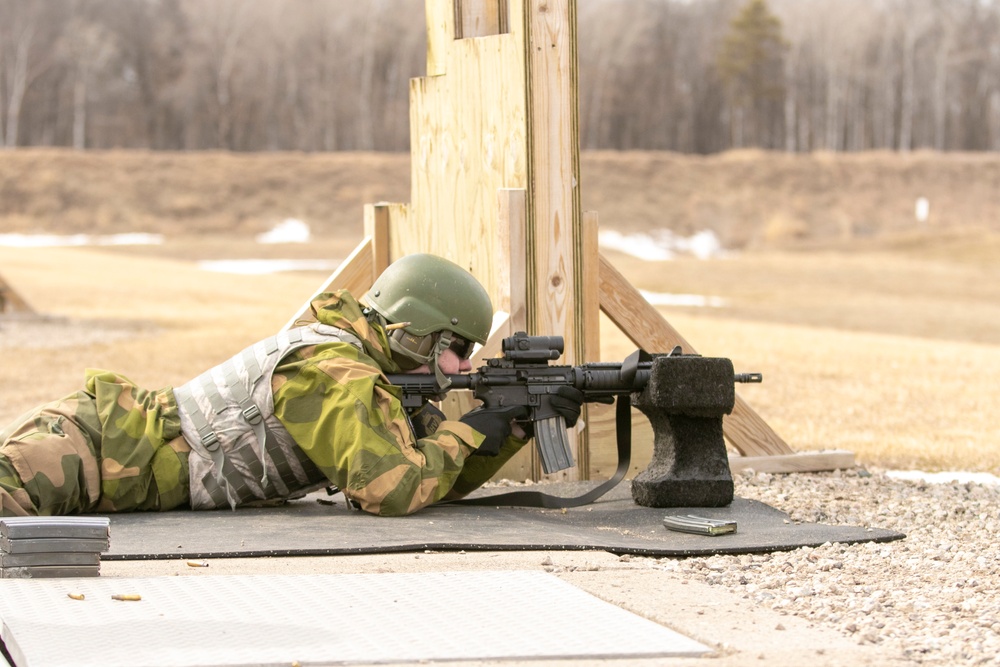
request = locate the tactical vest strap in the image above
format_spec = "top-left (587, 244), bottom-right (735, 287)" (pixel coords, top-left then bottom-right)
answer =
top-left (175, 323), bottom-right (362, 509)
top-left (221, 353), bottom-right (268, 485)
top-left (194, 417), bottom-right (327, 507)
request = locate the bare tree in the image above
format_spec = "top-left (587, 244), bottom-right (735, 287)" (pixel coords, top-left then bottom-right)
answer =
top-left (1, 0), bottom-right (999, 153)
top-left (0, 0), bottom-right (58, 148)
top-left (56, 6), bottom-right (118, 150)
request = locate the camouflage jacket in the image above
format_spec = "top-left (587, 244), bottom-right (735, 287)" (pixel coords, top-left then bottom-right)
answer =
top-left (267, 290), bottom-right (526, 516)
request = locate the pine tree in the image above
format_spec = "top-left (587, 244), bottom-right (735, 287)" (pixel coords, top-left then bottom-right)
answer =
top-left (716, 0), bottom-right (787, 148)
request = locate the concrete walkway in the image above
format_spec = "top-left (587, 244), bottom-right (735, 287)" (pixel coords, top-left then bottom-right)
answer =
top-left (93, 550), bottom-right (907, 666)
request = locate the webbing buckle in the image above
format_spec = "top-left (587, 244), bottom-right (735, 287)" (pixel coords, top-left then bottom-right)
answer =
top-left (242, 405), bottom-right (262, 424)
top-left (200, 431), bottom-right (220, 451)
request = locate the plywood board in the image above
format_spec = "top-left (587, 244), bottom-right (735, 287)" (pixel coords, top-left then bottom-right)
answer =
top-left (406, 32), bottom-right (527, 298)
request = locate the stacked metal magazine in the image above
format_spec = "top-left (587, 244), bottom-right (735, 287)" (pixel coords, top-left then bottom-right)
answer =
top-left (0, 517), bottom-right (110, 578)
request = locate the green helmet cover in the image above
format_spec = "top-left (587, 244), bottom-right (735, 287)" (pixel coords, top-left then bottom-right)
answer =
top-left (364, 253), bottom-right (493, 345)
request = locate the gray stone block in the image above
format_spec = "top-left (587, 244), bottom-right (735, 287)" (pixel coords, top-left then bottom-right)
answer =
top-left (630, 355), bottom-right (736, 508)
top-left (638, 354), bottom-right (735, 418)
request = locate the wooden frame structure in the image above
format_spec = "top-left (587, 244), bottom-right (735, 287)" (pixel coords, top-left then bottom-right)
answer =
top-left (288, 0), bottom-right (854, 479)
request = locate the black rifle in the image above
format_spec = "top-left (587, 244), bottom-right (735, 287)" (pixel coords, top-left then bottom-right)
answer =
top-left (387, 331), bottom-right (762, 477)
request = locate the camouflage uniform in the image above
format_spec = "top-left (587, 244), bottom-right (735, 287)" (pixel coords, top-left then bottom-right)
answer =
top-left (0, 376), bottom-right (190, 516)
top-left (0, 290), bottom-right (526, 517)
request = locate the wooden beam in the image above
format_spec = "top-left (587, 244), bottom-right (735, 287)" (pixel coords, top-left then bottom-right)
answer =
top-left (364, 203), bottom-right (392, 273)
top-left (597, 252), bottom-right (696, 354)
top-left (581, 211), bottom-right (600, 361)
top-left (282, 238), bottom-right (375, 330)
top-left (285, 200), bottom-right (404, 330)
top-left (494, 187), bottom-right (536, 481)
top-left (497, 189), bottom-right (528, 333)
top-left (597, 252), bottom-right (795, 458)
top-left (577, 209), bottom-right (600, 478)
top-left (525, 0), bottom-right (583, 481)
top-left (525, 0), bottom-right (580, 353)
top-left (425, 0), bottom-right (454, 76)
top-left (729, 451), bottom-right (856, 474)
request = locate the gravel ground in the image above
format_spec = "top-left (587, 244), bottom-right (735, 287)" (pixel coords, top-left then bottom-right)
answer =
top-left (649, 468), bottom-right (1000, 665)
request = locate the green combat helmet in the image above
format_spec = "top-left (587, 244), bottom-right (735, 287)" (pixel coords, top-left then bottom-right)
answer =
top-left (364, 253), bottom-right (493, 387)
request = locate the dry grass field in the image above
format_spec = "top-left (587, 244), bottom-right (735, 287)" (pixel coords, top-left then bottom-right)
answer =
top-left (2, 149), bottom-right (999, 475)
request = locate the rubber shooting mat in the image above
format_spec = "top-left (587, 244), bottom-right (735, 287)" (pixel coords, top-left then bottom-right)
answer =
top-left (0, 571), bottom-right (710, 666)
top-left (102, 482), bottom-right (904, 560)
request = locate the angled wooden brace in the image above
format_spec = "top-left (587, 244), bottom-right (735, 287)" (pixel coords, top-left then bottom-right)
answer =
top-left (594, 253), bottom-right (855, 474)
top-left (283, 204), bottom-right (392, 330)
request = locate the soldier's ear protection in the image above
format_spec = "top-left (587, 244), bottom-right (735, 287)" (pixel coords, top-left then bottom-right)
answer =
top-left (387, 328), bottom-right (474, 366)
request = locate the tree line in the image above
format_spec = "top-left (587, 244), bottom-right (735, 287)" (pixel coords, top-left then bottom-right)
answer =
top-left (2, 0), bottom-right (999, 153)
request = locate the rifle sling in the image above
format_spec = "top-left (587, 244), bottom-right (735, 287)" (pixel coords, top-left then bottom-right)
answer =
top-left (452, 396), bottom-right (631, 509)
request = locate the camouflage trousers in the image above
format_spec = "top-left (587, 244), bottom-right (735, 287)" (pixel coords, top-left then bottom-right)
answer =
top-left (0, 371), bottom-right (191, 516)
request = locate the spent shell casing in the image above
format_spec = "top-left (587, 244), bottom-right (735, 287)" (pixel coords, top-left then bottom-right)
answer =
top-left (111, 594), bottom-right (142, 601)
top-left (67, 592), bottom-right (85, 601)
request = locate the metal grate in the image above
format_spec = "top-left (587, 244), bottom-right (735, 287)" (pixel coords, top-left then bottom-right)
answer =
top-left (0, 570), bottom-right (707, 666)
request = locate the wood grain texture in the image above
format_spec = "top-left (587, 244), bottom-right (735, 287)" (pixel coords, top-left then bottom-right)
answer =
top-left (406, 29), bottom-right (526, 298)
top-left (728, 451), bottom-right (857, 474)
top-left (577, 209), bottom-right (601, 477)
top-left (425, 0), bottom-right (453, 76)
top-left (524, 0), bottom-right (583, 480)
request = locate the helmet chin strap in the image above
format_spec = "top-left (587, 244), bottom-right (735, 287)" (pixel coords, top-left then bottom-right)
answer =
top-left (431, 331), bottom-right (455, 389)
top-left (368, 307), bottom-right (456, 387)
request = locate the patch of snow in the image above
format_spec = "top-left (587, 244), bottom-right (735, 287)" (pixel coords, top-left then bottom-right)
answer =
top-left (599, 230), bottom-right (675, 261)
top-left (886, 470), bottom-right (1000, 486)
top-left (256, 218), bottom-right (310, 244)
top-left (639, 290), bottom-right (727, 308)
top-left (598, 229), bottom-right (726, 261)
top-left (0, 233), bottom-right (163, 247)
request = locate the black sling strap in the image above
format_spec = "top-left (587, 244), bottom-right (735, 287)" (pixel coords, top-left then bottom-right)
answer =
top-left (452, 395), bottom-right (632, 509)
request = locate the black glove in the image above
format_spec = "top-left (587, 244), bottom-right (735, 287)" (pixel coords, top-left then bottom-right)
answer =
top-left (549, 386), bottom-right (585, 428)
top-left (460, 405), bottom-right (530, 456)
top-left (410, 402), bottom-right (446, 439)
top-left (519, 386), bottom-right (586, 440)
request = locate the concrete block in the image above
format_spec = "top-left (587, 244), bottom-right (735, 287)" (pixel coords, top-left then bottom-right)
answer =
top-left (631, 355), bottom-right (736, 508)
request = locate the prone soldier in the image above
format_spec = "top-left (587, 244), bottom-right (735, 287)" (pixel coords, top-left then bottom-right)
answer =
top-left (0, 254), bottom-right (584, 517)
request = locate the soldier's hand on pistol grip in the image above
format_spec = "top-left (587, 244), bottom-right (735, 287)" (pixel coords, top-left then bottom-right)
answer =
top-left (460, 405), bottom-right (531, 456)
